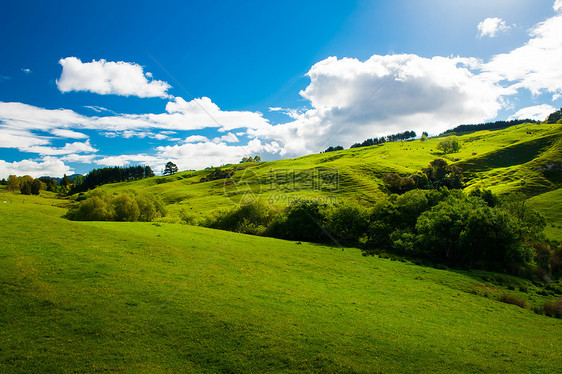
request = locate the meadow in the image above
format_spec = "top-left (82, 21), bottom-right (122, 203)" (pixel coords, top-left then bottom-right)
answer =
top-left (1, 122), bottom-right (561, 372)
top-left (1, 191), bottom-right (561, 373)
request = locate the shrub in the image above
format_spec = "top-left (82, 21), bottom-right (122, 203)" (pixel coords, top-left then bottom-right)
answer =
top-left (268, 201), bottom-right (328, 242)
top-left (66, 191), bottom-right (114, 221)
top-left (542, 299), bottom-right (562, 318)
top-left (325, 204), bottom-right (370, 245)
top-left (65, 191), bottom-right (165, 222)
top-left (113, 194), bottom-right (140, 222)
top-left (206, 200), bottom-right (278, 235)
top-left (498, 294), bottom-right (527, 309)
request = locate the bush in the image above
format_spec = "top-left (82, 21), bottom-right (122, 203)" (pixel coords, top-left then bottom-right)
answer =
top-left (65, 191), bottom-right (165, 222)
top-left (498, 294), bottom-right (527, 309)
top-left (113, 194), bottom-right (140, 222)
top-left (325, 204), bottom-right (370, 245)
top-left (542, 299), bottom-right (562, 317)
top-left (206, 200), bottom-right (278, 235)
top-left (267, 201), bottom-right (328, 242)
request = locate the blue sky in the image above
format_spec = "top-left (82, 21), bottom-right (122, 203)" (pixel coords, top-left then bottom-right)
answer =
top-left (1, 0), bottom-right (562, 177)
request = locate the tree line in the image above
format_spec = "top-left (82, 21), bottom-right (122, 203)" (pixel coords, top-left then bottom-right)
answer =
top-left (350, 130), bottom-right (417, 149)
top-left (70, 165), bottom-right (154, 193)
top-left (441, 119), bottom-right (539, 135)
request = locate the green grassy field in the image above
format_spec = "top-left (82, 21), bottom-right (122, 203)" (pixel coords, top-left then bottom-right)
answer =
top-left (1, 191), bottom-right (561, 373)
top-left (95, 123), bottom-right (562, 230)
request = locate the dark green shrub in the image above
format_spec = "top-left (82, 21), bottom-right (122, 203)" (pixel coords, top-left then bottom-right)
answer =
top-left (268, 201), bottom-right (328, 242)
top-left (206, 200), bottom-right (278, 235)
top-left (498, 294), bottom-right (527, 309)
top-left (325, 204), bottom-right (370, 245)
top-left (542, 299), bottom-right (562, 318)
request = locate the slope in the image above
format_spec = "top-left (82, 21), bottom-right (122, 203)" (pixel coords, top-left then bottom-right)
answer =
top-left (0, 193), bottom-right (561, 373)
top-left (94, 122), bottom-right (562, 225)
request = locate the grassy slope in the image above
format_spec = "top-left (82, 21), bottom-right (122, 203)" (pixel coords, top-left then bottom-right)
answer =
top-left (1, 192), bottom-right (561, 373)
top-left (96, 123), bottom-right (562, 229)
top-left (528, 188), bottom-right (562, 240)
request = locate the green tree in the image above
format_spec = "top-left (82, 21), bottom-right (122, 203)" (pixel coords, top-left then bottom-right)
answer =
top-left (163, 162), bottom-right (178, 175)
top-left (437, 137), bottom-right (461, 154)
top-left (30, 179), bottom-right (42, 195)
top-left (545, 108), bottom-right (562, 124)
top-left (19, 175), bottom-right (34, 195)
top-left (6, 175), bottom-right (20, 191)
top-left (113, 194), bottom-right (140, 222)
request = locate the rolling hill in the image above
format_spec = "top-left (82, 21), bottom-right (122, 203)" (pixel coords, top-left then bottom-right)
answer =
top-left (96, 122), bottom-right (562, 238)
top-left (1, 122), bottom-right (561, 372)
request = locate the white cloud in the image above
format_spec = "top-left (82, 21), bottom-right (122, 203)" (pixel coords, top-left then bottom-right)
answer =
top-left (477, 17), bottom-right (511, 38)
top-left (56, 57), bottom-right (171, 98)
top-left (156, 138), bottom-right (281, 170)
top-left (84, 105), bottom-right (113, 113)
top-left (251, 54), bottom-right (508, 154)
top-left (22, 140), bottom-right (98, 156)
top-left (0, 129), bottom-right (50, 149)
top-left (184, 135), bottom-right (209, 143)
top-left (508, 104), bottom-right (557, 120)
top-left (483, 14), bottom-right (562, 99)
top-left (21, 68), bottom-right (32, 74)
top-left (0, 157), bottom-right (73, 178)
top-left (59, 154), bottom-right (97, 163)
top-left (555, 0), bottom-right (562, 12)
top-left (213, 133), bottom-right (239, 143)
top-left (51, 129), bottom-right (88, 139)
top-left (94, 154), bottom-right (162, 168)
top-left (0, 98), bottom-right (270, 158)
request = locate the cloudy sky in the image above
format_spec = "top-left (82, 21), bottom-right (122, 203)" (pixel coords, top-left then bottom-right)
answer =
top-left (1, 0), bottom-right (562, 177)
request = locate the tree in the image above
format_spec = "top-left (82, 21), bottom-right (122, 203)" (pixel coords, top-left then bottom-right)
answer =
top-left (19, 175), bottom-right (34, 195)
top-left (254, 155), bottom-right (262, 162)
top-left (144, 166), bottom-right (155, 178)
top-left (421, 132), bottom-right (428, 141)
top-left (60, 174), bottom-right (71, 189)
top-left (437, 137), bottom-right (461, 154)
top-left (6, 175), bottom-right (20, 191)
top-left (163, 162), bottom-right (178, 175)
top-left (30, 179), bottom-right (42, 195)
top-left (545, 108), bottom-right (562, 124)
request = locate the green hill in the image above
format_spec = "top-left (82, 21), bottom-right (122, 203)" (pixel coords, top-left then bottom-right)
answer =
top-left (1, 193), bottom-right (561, 373)
top-left (1, 122), bottom-right (561, 372)
top-left (95, 122), bottom-right (562, 236)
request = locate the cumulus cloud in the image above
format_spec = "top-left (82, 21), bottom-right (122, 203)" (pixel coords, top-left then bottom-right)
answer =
top-left (156, 138), bottom-right (282, 170)
top-left (555, 0), bottom-right (562, 12)
top-left (56, 57), bottom-right (171, 98)
top-left (0, 157), bottom-right (73, 178)
top-left (483, 14), bottom-right (562, 99)
top-left (508, 104), bottom-right (557, 121)
top-left (184, 135), bottom-right (209, 143)
top-left (477, 17), bottom-right (511, 38)
top-left (213, 133), bottom-right (239, 143)
top-left (250, 54), bottom-right (508, 154)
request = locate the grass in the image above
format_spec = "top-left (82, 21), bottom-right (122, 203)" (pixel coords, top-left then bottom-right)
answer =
top-left (1, 191), bottom-right (561, 373)
top-left (528, 188), bottom-right (562, 241)
top-left (94, 123), bottom-right (562, 230)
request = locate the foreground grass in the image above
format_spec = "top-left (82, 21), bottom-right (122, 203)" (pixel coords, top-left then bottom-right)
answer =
top-left (1, 195), bottom-right (561, 373)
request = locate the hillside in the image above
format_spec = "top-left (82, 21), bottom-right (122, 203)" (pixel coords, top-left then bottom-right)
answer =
top-left (94, 122), bottom-right (562, 236)
top-left (1, 192), bottom-right (561, 373)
